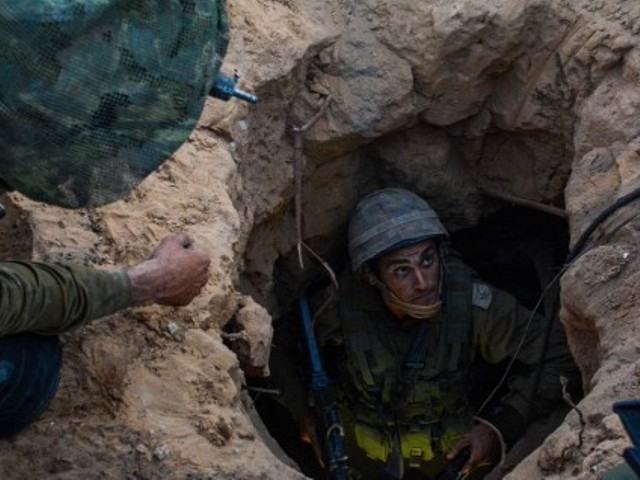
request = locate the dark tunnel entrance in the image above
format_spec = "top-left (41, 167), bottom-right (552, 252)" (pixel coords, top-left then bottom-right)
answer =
top-left (246, 203), bottom-right (570, 479)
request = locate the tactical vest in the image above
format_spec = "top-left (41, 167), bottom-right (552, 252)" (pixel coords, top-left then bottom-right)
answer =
top-left (338, 255), bottom-right (476, 466)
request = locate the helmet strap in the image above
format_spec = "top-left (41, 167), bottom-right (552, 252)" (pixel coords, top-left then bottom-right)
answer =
top-left (364, 244), bottom-right (446, 320)
top-left (381, 288), bottom-right (442, 319)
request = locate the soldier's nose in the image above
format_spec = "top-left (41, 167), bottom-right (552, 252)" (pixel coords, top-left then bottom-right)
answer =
top-left (414, 270), bottom-right (428, 290)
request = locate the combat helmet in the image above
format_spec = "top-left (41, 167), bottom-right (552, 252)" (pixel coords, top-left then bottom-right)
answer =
top-left (348, 188), bottom-right (448, 272)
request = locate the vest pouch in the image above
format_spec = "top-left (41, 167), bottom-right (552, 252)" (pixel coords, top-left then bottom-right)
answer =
top-left (400, 430), bottom-right (435, 465)
top-left (437, 430), bottom-right (463, 457)
top-left (436, 412), bottom-right (471, 457)
top-left (354, 422), bottom-right (391, 462)
top-left (354, 423), bottom-right (436, 465)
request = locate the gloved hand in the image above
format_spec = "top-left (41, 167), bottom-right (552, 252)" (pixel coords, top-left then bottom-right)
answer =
top-left (127, 233), bottom-right (211, 306)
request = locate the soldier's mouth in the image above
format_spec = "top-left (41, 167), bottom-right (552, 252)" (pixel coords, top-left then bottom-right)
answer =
top-left (412, 292), bottom-right (438, 305)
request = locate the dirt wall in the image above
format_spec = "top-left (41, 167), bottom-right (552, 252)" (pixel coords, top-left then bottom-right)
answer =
top-left (2, 0), bottom-right (640, 479)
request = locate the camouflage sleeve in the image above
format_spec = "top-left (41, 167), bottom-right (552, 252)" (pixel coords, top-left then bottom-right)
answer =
top-left (472, 282), bottom-right (578, 430)
top-left (0, 261), bottom-right (131, 336)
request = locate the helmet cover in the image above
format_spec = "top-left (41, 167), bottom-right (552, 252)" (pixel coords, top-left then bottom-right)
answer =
top-left (348, 188), bottom-right (448, 271)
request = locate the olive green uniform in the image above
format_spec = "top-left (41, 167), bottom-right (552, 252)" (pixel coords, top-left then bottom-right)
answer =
top-left (0, 261), bottom-right (130, 336)
top-left (272, 254), bottom-right (578, 478)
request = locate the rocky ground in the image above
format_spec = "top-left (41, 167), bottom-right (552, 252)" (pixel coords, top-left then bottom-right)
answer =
top-left (2, 0), bottom-right (640, 478)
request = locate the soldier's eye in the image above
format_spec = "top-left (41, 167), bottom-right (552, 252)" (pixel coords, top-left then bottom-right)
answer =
top-left (393, 266), bottom-right (410, 278)
top-left (420, 254), bottom-right (434, 268)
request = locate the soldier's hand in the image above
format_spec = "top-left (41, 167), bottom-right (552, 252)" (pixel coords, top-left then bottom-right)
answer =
top-left (447, 422), bottom-right (500, 472)
top-left (128, 233), bottom-right (211, 306)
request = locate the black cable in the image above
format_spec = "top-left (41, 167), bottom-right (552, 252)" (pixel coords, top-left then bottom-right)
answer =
top-left (529, 186), bottom-right (640, 420)
top-left (478, 185), bottom-right (640, 421)
top-left (565, 186), bottom-right (640, 264)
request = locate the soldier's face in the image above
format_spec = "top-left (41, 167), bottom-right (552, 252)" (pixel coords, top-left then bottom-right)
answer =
top-left (376, 240), bottom-right (440, 306)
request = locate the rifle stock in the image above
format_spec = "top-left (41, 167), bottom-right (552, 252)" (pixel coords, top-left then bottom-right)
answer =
top-left (298, 297), bottom-right (352, 480)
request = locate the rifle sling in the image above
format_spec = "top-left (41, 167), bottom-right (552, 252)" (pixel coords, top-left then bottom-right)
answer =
top-left (384, 322), bottom-right (437, 479)
top-left (391, 321), bottom-right (439, 411)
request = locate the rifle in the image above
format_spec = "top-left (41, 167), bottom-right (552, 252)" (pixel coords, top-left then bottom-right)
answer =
top-left (298, 297), bottom-right (353, 480)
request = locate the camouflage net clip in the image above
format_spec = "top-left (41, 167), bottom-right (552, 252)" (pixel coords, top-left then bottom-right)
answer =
top-left (211, 73), bottom-right (258, 104)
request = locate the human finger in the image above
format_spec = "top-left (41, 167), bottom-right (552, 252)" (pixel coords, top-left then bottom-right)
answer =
top-left (466, 423), bottom-right (500, 466)
top-left (175, 232), bottom-right (193, 248)
top-left (447, 436), bottom-right (470, 460)
top-left (153, 233), bottom-right (194, 259)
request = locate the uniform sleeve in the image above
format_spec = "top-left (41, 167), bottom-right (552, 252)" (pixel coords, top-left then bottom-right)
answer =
top-left (472, 282), bottom-right (578, 444)
top-left (0, 260), bottom-right (131, 336)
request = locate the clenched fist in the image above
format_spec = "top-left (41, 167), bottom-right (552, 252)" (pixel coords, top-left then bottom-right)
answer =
top-left (127, 233), bottom-right (211, 307)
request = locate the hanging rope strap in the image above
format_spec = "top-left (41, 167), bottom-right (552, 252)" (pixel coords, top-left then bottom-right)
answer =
top-left (292, 95), bottom-right (333, 270)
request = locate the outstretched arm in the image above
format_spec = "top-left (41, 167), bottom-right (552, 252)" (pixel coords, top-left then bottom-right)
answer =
top-left (0, 232), bottom-right (210, 336)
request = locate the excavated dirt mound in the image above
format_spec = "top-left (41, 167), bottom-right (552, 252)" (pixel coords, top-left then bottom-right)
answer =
top-left (2, 1), bottom-right (640, 479)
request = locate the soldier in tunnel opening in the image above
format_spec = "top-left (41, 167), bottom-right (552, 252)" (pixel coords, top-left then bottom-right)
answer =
top-left (271, 187), bottom-right (581, 479)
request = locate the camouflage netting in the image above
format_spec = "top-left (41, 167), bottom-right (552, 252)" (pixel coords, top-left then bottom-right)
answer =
top-left (0, 0), bottom-right (229, 208)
